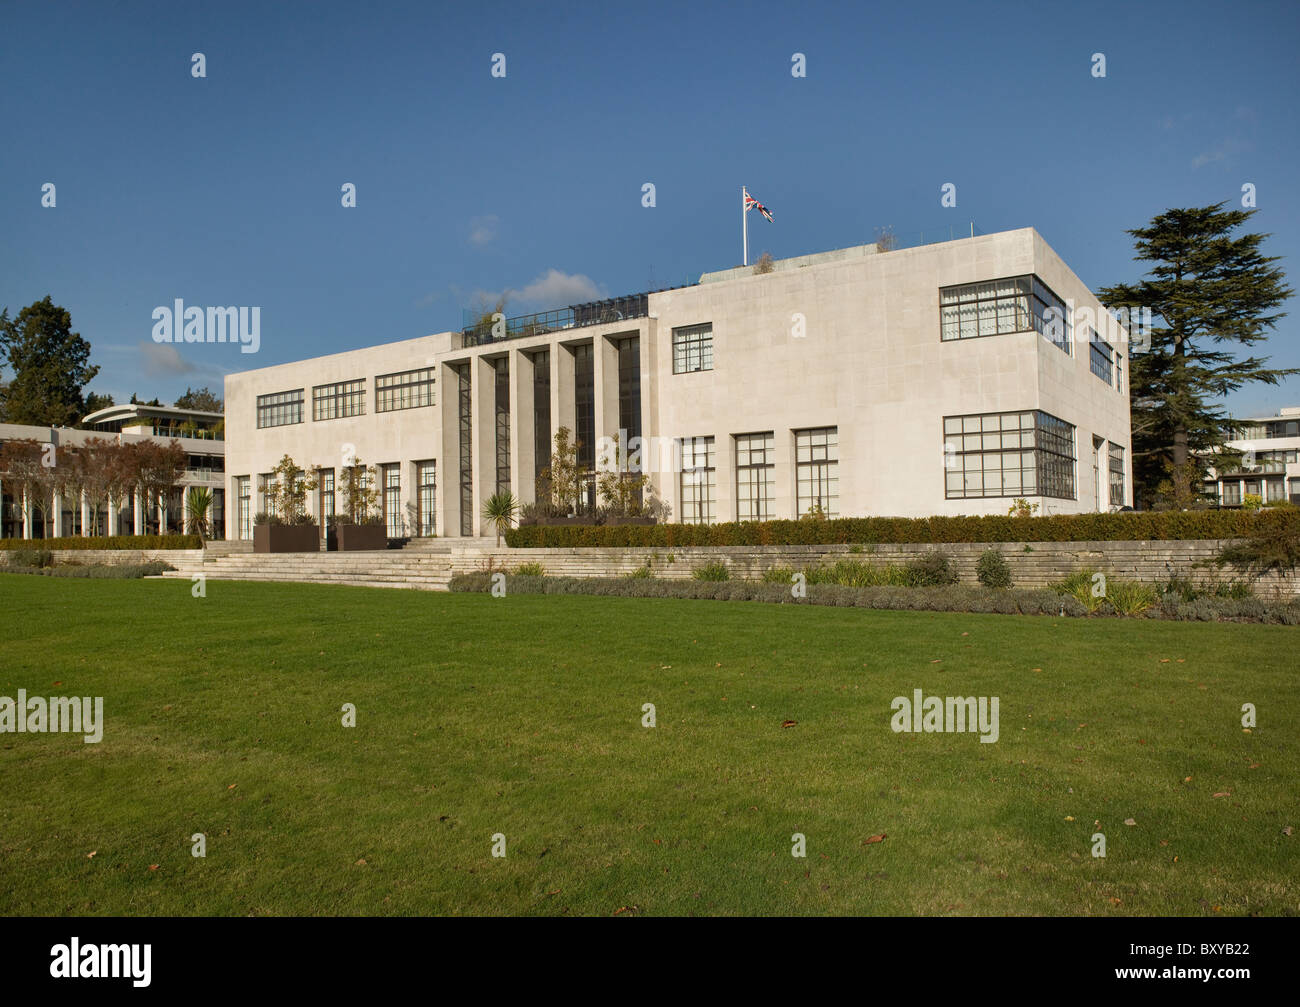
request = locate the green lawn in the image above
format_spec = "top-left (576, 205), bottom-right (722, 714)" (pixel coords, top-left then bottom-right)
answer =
top-left (0, 573), bottom-right (1295, 916)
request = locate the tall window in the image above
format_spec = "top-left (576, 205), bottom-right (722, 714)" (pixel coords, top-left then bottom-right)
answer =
top-left (456, 364), bottom-right (472, 536)
top-left (1266, 478), bottom-right (1285, 502)
top-left (211, 488), bottom-right (225, 540)
top-left (943, 411), bottom-right (1076, 500)
top-left (573, 344), bottom-right (595, 513)
top-left (376, 368), bottom-right (436, 412)
top-left (257, 473), bottom-right (276, 517)
top-left (795, 427), bottom-right (839, 518)
top-left (417, 461), bottom-right (436, 536)
top-left (318, 468), bottom-right (335, 534)
top-left (617, 337), bottom-right (642, 442)
top-left (1222, 481), bottom-right (1242, 506)
top-left (236, 476), bottom-right (251, 540)
top-left (679, 436), bottom-right (716, 524)
top-left (1108, 443), bottom-right (1125, 508)
top-left (940, 275), bottom-right (1070, 353)
top-left (313, 379), bottom-right (366, 421)
top-left (672, 323), bottom-right (713, 373)
top-left (1090, 331), bottom-right (1114, 384)
top-left (382, 463), bottom-right (401, 537)
top-left (531, 350), bottom-right (551, 491)
top-left (494, 357), bottom-right (510, 495)
top-left (256, 389), bottom-right (303, 428)
top-left (735, 432), bottom-right (775, 521)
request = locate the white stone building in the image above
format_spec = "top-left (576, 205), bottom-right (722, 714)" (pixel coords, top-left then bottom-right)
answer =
top-left (1205, 407), bottom-right (1300, 506)
top-left (222, 228), bottom-right (1133, 540)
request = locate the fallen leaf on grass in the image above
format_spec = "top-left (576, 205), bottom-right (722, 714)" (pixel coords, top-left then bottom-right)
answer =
top-left (1184, 776), bottom-right (1192, 782)
top-left (781, 720), bottom-right (797, 728)
top-left (1124, 819), bottom-right (1137, 826)
top-left (1282, 826), bottom-right (1293, 837)
top-left (86, 851), bottom-right (96, 859)
top-left (355, 858), bottom-right (367, 866)
top-left (613, 905), bottom-right (638, 915)
top-left (1064, 816), bottom-right (1075, 821)
top-left (863, 834), bottom-right (887, 845)
top-left (148, 864), bottom-right (159, 871)
top-left (1212, 792), bottom-right (1231, 798)
top-left (227, 784), bottom-right (237, 790)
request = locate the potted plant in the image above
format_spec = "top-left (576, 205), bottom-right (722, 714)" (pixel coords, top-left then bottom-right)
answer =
top-left (336, 458), bottom-right (387, 550)
top-left (253, 455), bottom-right (319, 552)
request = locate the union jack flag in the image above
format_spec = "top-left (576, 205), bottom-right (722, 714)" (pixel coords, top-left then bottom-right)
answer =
top-left (744, 188), bottom-right (774, 223)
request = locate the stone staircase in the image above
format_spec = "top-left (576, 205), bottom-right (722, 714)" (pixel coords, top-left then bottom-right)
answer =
top-left (160, 539), bottom-right (455, 591)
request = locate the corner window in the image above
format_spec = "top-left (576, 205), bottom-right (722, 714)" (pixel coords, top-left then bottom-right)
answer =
top-left (943, 410), bottom-right (1076, 500)
top-left (672, 324), bottom-right (713, 374)
top-left (939, 275), bottom-right (1070, 354)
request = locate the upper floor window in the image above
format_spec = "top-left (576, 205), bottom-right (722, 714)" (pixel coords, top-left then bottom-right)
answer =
top-left (376, 368), bottom-right (436, 412)
top-left (673, 323), bottom-right (713, 374)
top-left (940, 274), bottom-right (1070, 354)
top-left (256, 389), bottom-right (303, 428)
top-left (1089, 330), bottom-right (1114, 385)
top-left (313, 379), bottom-right (366, 421)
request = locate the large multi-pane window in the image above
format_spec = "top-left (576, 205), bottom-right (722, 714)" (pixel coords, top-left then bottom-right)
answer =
top-left (943, 410), bottom-right (1077, 500)
top-left (1090, 331), bottom-right (1114, 384)
top-left (1266, 478), bottom-right (1285, 502)
top-left (1108, 442), bottom-right (1125, 508)
top-left (211, 488), bottom-right (225, 540)
top-left (236, 476), bottom-right (251, 539)
top-left (313, 379), bottom-right (366, 421)
top-left (456, 364), bottom-right (472, 536)
top-left (672, 323), bottom-right (713, 373)
top-left (382, 463), bottom-right (401, 537)
top-left (795, 427), bottom-right (839, 518)
top-left (1289, 477), bottom-right (1300, 503)
top-left (531, 350), bottom-right (551, 490)
top-left (1222, 481), bottom-right (1242, 506)
top-left (573, 344), bottom-right (595, 513)
top-left (376, 368), bottom-right (436, 412)
top-left (256, 389), bottom-right (303, 428)
top-left (735, 432), bottom-right (775, 521)
top-left (416, 461), bottom-right (436, 536)
top-left (494, 358), bottom-right (510, 495)
top-left (617, 337), bottom-right (642, 443)
top-left (679, 436), bottom-right (716, 525)
top-left (257, 473), bottom-right (276, 517)
top-left (939, 275), bottom-right (1070, 354)
top-left (317, 468), bottom-right (335, 534)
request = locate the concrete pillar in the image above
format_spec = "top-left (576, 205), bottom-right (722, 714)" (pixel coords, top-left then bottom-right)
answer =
top-left (108, 494), bottom-right (119, 536)
top-left (182, 487), bottom-right (191, 534)
top-left (22, 488), bottom-right (31, 539)
top-left (52, 492), bottom-right (63, 538)
top-left (511, 348), bottom-right (534, 506)
top-left (471, 355), bottom-right (496, 536)
top-left (134, 489), bottom-right (144, 535)
top-left (439, 362), bottom-right (463, 537)
top-left (81, 490), bottom-right (90, 537)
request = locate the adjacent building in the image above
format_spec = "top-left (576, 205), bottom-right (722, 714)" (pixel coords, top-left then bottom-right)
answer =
top-left (0, 403), bottom-right (225, 539)
top-left (1205, 407), bottom-right (1300, 506)
top-left (223, 227), bottom-right (1134, 540)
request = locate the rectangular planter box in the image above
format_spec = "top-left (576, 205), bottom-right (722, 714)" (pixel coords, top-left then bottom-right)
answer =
top-left (253, 523), bottom-right (322, 553)
top-left (336, 524), bottom-right (388, 551)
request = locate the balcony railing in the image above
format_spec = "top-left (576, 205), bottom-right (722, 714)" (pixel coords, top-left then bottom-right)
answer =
top-left (461, 293), bottom-right (652, 347)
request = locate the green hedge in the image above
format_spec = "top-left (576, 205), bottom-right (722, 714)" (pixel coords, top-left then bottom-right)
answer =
top-left (1, 561), bottom-right (175, 579)
top-left (505, 510), bottom-right (1299, 548)
top-left (0, 534), bottom-right (201, 551)
top-left (448, 573), bottom-right (1300, 624)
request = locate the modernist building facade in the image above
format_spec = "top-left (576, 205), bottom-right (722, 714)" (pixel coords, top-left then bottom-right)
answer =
top-left (0, 403), bottom-right (225, 539)
top-left (1205, 406), bottom-right (1300, 506)
top-left (223, 228), bottom-right (1133, 540)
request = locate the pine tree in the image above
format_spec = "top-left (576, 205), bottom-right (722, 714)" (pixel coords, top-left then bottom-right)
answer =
top-left (1099, 204), bottom-right (1293, 507)
top-left (0, 297), bottom-right (100, 426)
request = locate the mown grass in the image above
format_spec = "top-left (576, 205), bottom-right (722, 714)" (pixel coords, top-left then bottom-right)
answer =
top-left (0, 574), bottom-right (1295, 916)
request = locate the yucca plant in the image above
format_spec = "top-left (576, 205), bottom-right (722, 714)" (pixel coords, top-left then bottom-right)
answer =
top-left (482, 491), bottom-right (519, 546)
top-left (185, 486), bottom-right (213, 541)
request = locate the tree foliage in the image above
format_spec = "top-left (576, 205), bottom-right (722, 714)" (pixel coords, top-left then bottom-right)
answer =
top-left (0, 297), bottom-right (100, 426)
top-left (1098, 204), bottom-right (1293, 508)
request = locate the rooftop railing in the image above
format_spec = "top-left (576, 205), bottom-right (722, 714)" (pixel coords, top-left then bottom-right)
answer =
top-left (461, 293), bottom-right (654, 347)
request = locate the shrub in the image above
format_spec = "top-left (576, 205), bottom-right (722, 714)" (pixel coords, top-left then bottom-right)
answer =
top-left (1052, 569), bottom-right (1108, 613)
top-left (514, 561), bottom-right (546, 577)
top-left (625, 564), bottom-right (655, 579)
top-left (1105, 579), bottom-right (1160, 616)
top-left (1216, 517), bottom-right (1300, 583)
top-left (2, 560), bottom-right (173, 579)
top-left (691, 561), bottom-right (730, 582)
top-left (6, 548), bottom-right (53, 568)
top-left (903, 551), bottom-right (958, 587)
top-left (503, 509), bottom-right (1299, 548)
top-left (976, 549), bottom-right (1012, 589)
top-left (0, 534), bottom-right (200, 551)
top-left (761, 565), bottom-right (797, 584)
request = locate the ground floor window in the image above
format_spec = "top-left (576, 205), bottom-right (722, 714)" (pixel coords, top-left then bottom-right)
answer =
top-left (679, 436), bottom-right (716, 525)
top-left (1222, 481), bottom-right (1242, 506)
top-left (236, 477), bottom-right (251, 539)
top-left (943, 411), bottom-right (1076, 500)
top-left (1108, 443), bottom-right (1125, 508)
top-left (735, 432), bottom-right (775, 521)
top-left (1266, 477), bottom-right (1285, 502)
top-left (795, 427), bottom-right (839, 518)
top-left (317, 469), bottom-right (335, 534)
top-left (382, 463), bottom-right (401, 537)
top-left (417, 461), bottom-right (436, 536)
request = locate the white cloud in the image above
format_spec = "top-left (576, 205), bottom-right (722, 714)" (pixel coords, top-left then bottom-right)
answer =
top-left (510, 268), bottom-right (602, 307)
top-left (136, 341), bottom-right (227, 380)
top-left (468, 214), bottom-right (500, 247)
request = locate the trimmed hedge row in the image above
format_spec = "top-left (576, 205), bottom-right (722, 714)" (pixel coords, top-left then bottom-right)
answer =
top-left (503, 509), bottom-right (1298, 548)
top-left (448, 572), bottom-right (1300, 624)
top-left (1, 561), bottom-right (175, 579)
top-left (0, 534), bottom-right (201, 551)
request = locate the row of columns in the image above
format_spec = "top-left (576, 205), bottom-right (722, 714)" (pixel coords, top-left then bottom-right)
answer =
top-left (0, 479), bottom-right (204, 539)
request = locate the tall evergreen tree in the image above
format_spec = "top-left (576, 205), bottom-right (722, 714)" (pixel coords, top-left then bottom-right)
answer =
top-left (0, 296), bottom-right (100, 426)
top-left (1099, 204), bottom-right (1293, 507)
top-left (174, 386), bottom-right (223, 412)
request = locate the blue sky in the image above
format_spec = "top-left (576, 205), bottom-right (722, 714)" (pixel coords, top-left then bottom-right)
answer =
top-left (2, 0), bottom-right (1298, 417)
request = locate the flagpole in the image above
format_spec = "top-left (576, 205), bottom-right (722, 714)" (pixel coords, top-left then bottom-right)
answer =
top-left (742, 186), bottom-right (748, 266)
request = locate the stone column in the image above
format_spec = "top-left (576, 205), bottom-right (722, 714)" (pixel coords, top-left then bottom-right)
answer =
top-left (22, 488), bottom-right (31, 539)
top-left (511, 348), bottom-right (534, 506)
top-left (52, 492), bottom-right (63, 538)
top-left (471, 355), bottom-right (496, 537)
top-left (81, 490), bottom-right (90, 537)
top-left (134, 488), bottom-right (144, 535)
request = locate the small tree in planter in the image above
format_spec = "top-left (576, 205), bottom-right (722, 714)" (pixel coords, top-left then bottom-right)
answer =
top-left (185, 486), bottom-right (213, 541)
top-left (482, 491), bottom-right (519, 545)
top-left (538, 426), bottom-right (585, 520)
top-left (596, 433), bottom-right (653, 523)
top-left (337, 458), bottom-right (386, 550)
top-left (253, 455), bottom-right (318, 552)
